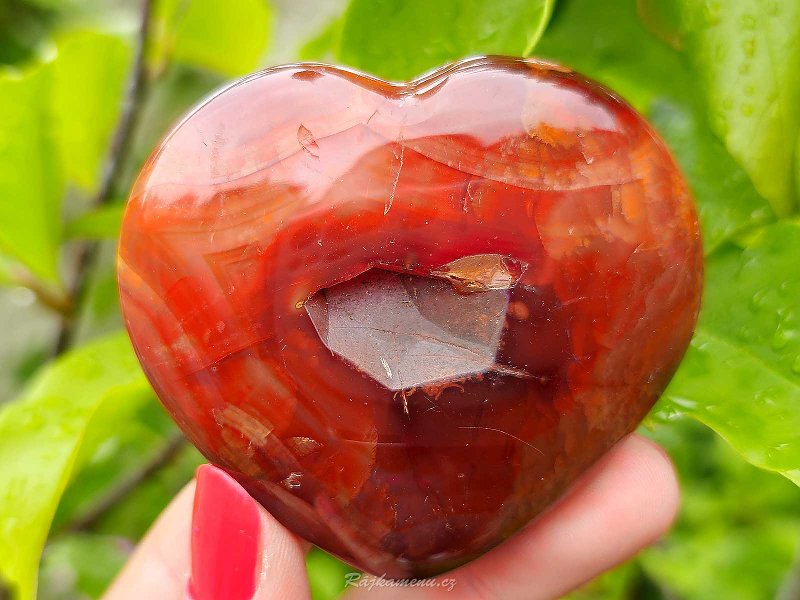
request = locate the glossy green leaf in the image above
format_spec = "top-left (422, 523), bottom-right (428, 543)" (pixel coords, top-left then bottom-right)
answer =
top-left (677, 0), bottom-right (800, 216)
top-left (0, 31), bottom-right (130, 288)
top-left (536, 0), bottom-right (773, 254)
top-left (0, 332), bottom-right (150, 600)
top-left (338, 0), bottom-right (555, 80)
top-left (0, 65), bottom-right (63, 285)
top-left (660, 220), bottom-right (800, 484)
top-left (153, 0), bottom-right (273, 76)
top-left (51, 31), bottom-right (131, 192)
top-left (65, 203), bottom-right (125, 240)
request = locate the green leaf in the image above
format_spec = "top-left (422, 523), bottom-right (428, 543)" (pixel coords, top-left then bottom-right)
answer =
top-left (338, 0), bottom-right (555, 80)
top-left (51, 31), bottom-right (132, 192)
top-left (536, 0), bottom-right (774, 254)
top-left (0, 31), bottom-right (131, 288)
top-left (676, 0), bottom-right (800, 216)
top-left (659, 220), bottom-right (800, 484)
top-left (65, 203), bottom-right (125, 240)
top-left (0, 332), bottom-right (151, 600)
top-left (0, 65), bottom-right (63, 285)
top-left (306, 548), bottom-right (353, 600)
top-left (152, 0), bottom-right (273, 76)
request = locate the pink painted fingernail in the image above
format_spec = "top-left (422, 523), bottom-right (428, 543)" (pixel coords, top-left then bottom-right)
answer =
top-left (187, 465), bottom-right (262, 600)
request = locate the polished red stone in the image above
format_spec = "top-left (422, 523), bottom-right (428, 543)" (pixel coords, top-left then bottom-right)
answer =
top-left (118, 57), bottom-right (703, 577)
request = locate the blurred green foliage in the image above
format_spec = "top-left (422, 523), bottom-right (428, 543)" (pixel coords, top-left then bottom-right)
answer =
top-left (339, 0), bottom-right (554, 79)
top-left (0, 0), bottom-right (799, 599)
top-left (64, 205), bottom-right (125, 241)
top-left (150, 0), bottom-right (273, 76)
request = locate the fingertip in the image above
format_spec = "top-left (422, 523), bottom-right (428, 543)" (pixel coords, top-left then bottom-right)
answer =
top-left (556, 433), bottom-right (680, 562)
top-left (613, 434), bottom-right (681, 540)
top-left (189, 465), bottom-right (262, 600)
top-left (189, 464), bottom-right (310, 600)
top-left (103, 464), bottom-right (311, 600)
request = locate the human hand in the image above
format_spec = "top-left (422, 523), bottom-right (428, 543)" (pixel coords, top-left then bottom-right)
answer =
top-left (103, 434), bottom-right (678, 600)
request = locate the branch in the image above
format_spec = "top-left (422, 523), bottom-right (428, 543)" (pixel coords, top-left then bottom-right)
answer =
top-left (11, 268), bottom-right (72, 316)
top-left (64, 432), bottom-right (188, 533)
top-left (52, 0), bottom-right (154, 356)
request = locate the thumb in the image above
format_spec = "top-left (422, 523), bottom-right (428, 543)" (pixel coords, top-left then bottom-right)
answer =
top-left (103, 464), bottom-right (310, 600)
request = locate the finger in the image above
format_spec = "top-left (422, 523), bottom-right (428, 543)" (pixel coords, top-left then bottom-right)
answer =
top-left (103, 464), bottom-right (310, 600)
top-left (345, 433), bottom-right (679, 600)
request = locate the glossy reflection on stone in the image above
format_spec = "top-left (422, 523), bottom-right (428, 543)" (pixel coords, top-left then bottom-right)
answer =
top-left (118, 56), bottom-right (703, 578)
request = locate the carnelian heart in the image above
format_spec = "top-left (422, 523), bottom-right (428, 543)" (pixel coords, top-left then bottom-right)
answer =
top-left (118, 56), bottom-right (702, 577)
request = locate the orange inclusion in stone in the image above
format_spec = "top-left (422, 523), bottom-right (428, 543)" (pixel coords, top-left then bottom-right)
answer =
top-left (118, 57), bottom-right (703, 577)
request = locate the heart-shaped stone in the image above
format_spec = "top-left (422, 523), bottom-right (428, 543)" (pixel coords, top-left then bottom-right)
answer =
top-left (118, 56), bottom-right (702, 578)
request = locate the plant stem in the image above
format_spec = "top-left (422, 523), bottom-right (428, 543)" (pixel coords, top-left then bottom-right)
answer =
top-left (64, 431), bottom-right (188, 533)
top-left (12, 268), bottom-right (72, 316)
top-left (52, 0), bottom-right (154, 356)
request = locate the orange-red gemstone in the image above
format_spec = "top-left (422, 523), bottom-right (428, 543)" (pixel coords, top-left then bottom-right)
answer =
top-left (118, 57), bottom-right (703, 577)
